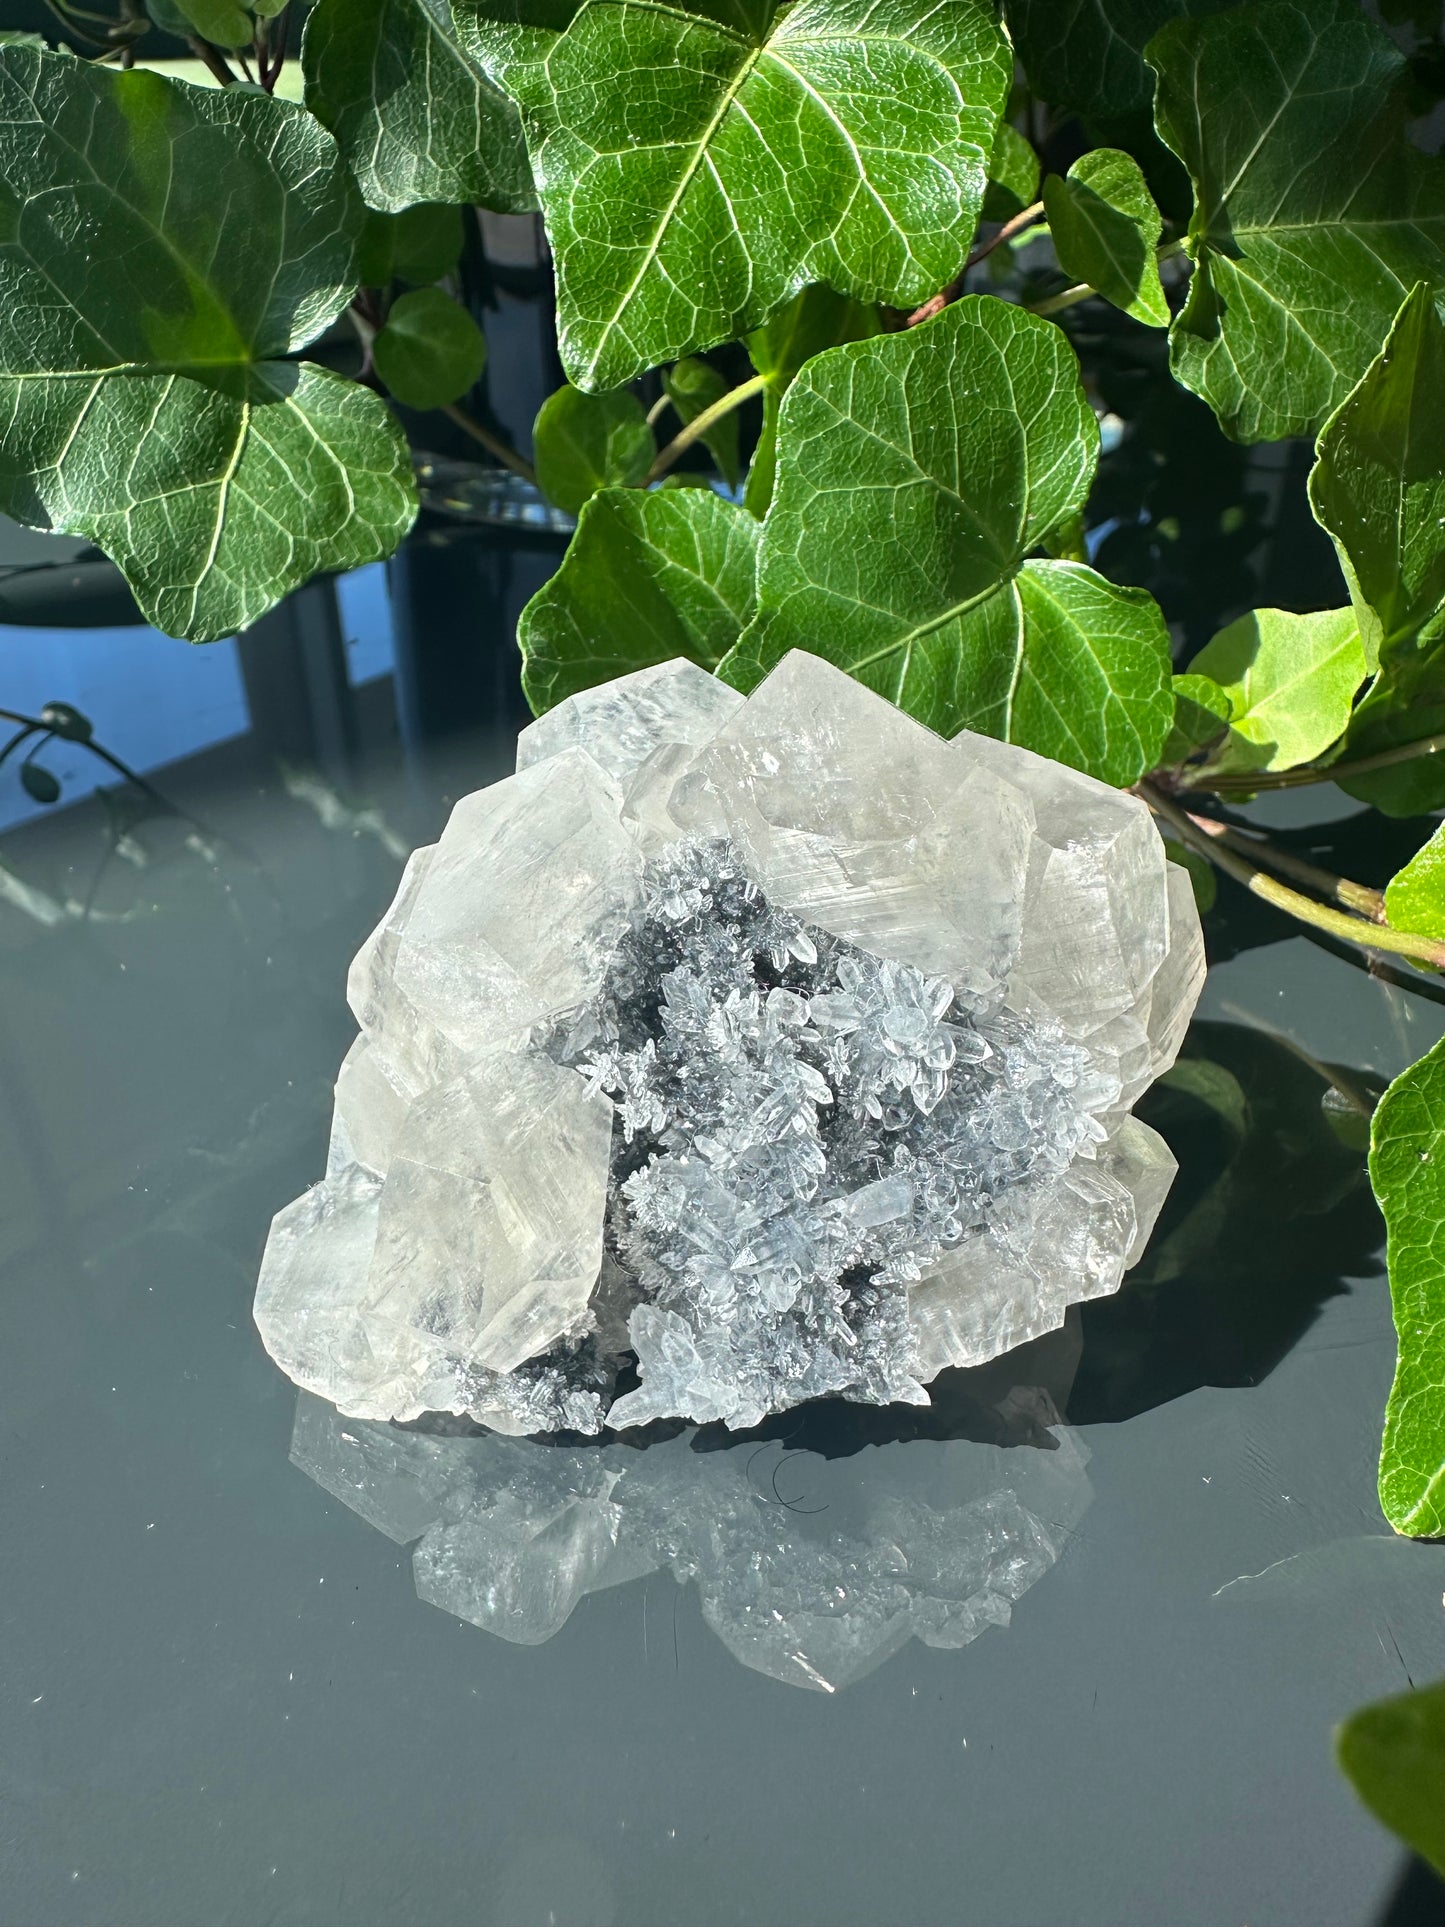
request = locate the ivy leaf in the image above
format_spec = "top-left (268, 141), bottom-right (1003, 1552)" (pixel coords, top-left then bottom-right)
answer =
top-left (1185, 607), bottom-right (1365, 774)
top-left (302, 0), bottom-right (532, 215)
top-left (1311, 286), bottom-right (1445, 813)
top-left (1042, 148), bottom-right (1168, 327)
top-left (1003, 0), bottom-right (1233, 148)
top-left (982, 121), bottom-right (1040, 223)
top-left (19, 762), bottom-right (61, 805)
top-left (0, 48), bottom-right (417, 642)
top-left (743, 283), bottom-right (880, 518)
top-left (169, 0), bottom-right (254, 46)
top-left (663, 359), bottom-right (741, 490)
top-left (532, 385), bottom-right (654, 518)
top-left (458, 0), bottom-right (1012, 391)
top-left (1312, 286), bottom-right (1445, 663)
top-left (1384, 824), bottom-right (1445, 941)
top-left (518, 488), bottom-right (761, 713)
top-left (718, 297), bottom-right (1174, 786)
top-left (1370, 1035), bottom-right (1445, 1539)
top-left (1158, 672), bottom-right (1231, 768)
top-left (358, 204), bottom-right (467, 288)
top-left (372, 287), bottom-right (487, 409)
top-left (1337, 1678), bottom-right (1445, 1880)
top-left (1148, 1), bottom-right (1445, 442)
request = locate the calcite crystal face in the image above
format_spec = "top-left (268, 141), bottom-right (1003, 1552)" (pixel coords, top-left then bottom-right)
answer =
top-left (254, 651), bottom-right (1204, 1435)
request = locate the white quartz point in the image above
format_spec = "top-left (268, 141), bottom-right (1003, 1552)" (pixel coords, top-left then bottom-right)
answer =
top-left (254, 1164), bottom-right (433, 1421)
top-left (514, 656), bottom-right (744, 780)
top-left (361, 1052), bottom-right (614, 1377)
top-left (666, 650), bottom-right (1034, 990)
top-left (328, 1034), bottom-right (412, 1178)
top-left (388, 747), bottom-right (645, 1062)
top-left (955, 726), bottom-right (1202, 1070)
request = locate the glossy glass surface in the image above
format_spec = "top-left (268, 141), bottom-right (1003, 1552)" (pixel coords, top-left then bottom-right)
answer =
top-left (2, 547), bottom-right (1445, 1927)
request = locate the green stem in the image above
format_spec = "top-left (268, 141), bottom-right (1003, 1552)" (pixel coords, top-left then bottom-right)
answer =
top-left (1140, 781), bottom-right (1445, 972)
top-left (441, 403), bottom-right (538, 487)
top-left (1028, 280), bottom-right (1093, 318)
top-left (1182, 811), bottom-right (1386, 921)
top-left (646, 372), bottom-right (767, 485)
top-left (1208, 730), bottom-right (1445, 794)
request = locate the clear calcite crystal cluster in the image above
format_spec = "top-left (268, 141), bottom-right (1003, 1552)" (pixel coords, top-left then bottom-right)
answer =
top-left (254, 651), bottom-right (1205, 1435)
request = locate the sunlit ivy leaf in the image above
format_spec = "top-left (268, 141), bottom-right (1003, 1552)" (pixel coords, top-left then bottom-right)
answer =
top-left (358, 204), bottom-right (466, 287)
top-left (1369, 1035), bottom-right (1445, 1539)
top-left (743, 283), bottom-right (880, 518)
top-left (303, 0), bottom-right (532, 214)
top-left (1312, 287), bottom-right (1445, 663)
top-left (0, 48), bottom-right (417, 642)
top-left (372, 287), bottom-right (487, 408)
top-left (458, 0), bottom-right (1012, 391)
top-left (1185, 607), bottom-right (1364, 774)
top-left (982, 121), bottom-right (1040, 223)
top-left (1338, 1677), bottom-right (1445, 1879)
top-left (1311, 286), bottom-right (1445, 813)
top-left (532, 385), bottom-right (653, 518)
top-left (1384, 824), bottom-right (1445, 941)
top-left (1042, 148), bottom-right (1168, 327)
top-left (1148, 1), bottom-right (1445, 442)
top-left (1158, 672), bottom-right (1230, 767)
top-left (664, 359), bottom-right (741, 491)
top-left (519, 488), bottom-right (761, 713)
top-left (718, 297), bottom-right (1174, 785)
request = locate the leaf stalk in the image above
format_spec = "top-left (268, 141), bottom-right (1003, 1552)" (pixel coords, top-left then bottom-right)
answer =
top-left (1139, 780), bottom-right (1445, 971)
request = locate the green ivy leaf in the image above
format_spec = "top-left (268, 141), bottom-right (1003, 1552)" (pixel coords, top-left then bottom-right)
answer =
top-left (1003, 0), bottom-right (1232, 148)
top-left (1384, 824), bottom-right (1445, 940)
top-left (303, 0), bottom-right (532, 214)
top-left (19, 761), bottom-right (61, 805)
top-left (372, 286), bottom-right (487, 409)
top-left (1149, 0), bottom-right (1445, 442)
top-left (532, 385), bottom-right (654, 518)
top-left (1370, 1034), bottom-right (1445, 1539)
top-left (1311, 286), bottom-right (1445, 813)
top-left (1338, 1678), bottom-right (1445, 1879)
top-left (1159, 672), bottom-right (1231, 768)
top-left (718, 297), bottom-right (1174, 785)
top-left (458, 0), bottom-right (1012, 391)
top-left (982, 121), bottom-right (1040, 223)
top-left (1312, 286), bottom-right (1445, 662)
top-left (1042, 148), bottom-right (1168, 327)
top-left (663, 358), bottom-right (741, 490)
top-left (0, 48), bottom-right (416, 642)
top-left (359, 204), bottom-right (467, 287)
top-left (743, 283), bottom-right (880, 518)
top-left (171, 0), bottom-right (254, 45)
top-left (1186, 607), bottom-right (1365, 773)
top-left (519, 488), bottom-right (761, 713)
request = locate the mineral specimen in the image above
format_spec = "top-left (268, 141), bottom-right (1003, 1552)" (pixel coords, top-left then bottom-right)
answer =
top-left (254, 650), bottom-right (1204, 1433)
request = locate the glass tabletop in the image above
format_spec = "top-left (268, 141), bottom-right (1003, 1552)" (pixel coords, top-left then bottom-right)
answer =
top-left (3, 579), bottom-right (1445, 1927)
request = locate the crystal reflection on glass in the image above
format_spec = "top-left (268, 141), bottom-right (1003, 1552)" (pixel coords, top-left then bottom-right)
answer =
top-left (289, 1370), bottom-right (1091, 1694)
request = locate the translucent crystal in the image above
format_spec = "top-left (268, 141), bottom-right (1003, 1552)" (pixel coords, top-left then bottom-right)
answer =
top-left (255, 650), bottom-right (1204, 1432)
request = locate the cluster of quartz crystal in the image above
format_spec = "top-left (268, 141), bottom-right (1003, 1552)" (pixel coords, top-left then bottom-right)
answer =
top-left (290, 1388), bottom-right (1092, 1691)
top-left (543, 837), bottom-right (1115, 1429)
top-left (254, 650), bottom-right (1204, 1434)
